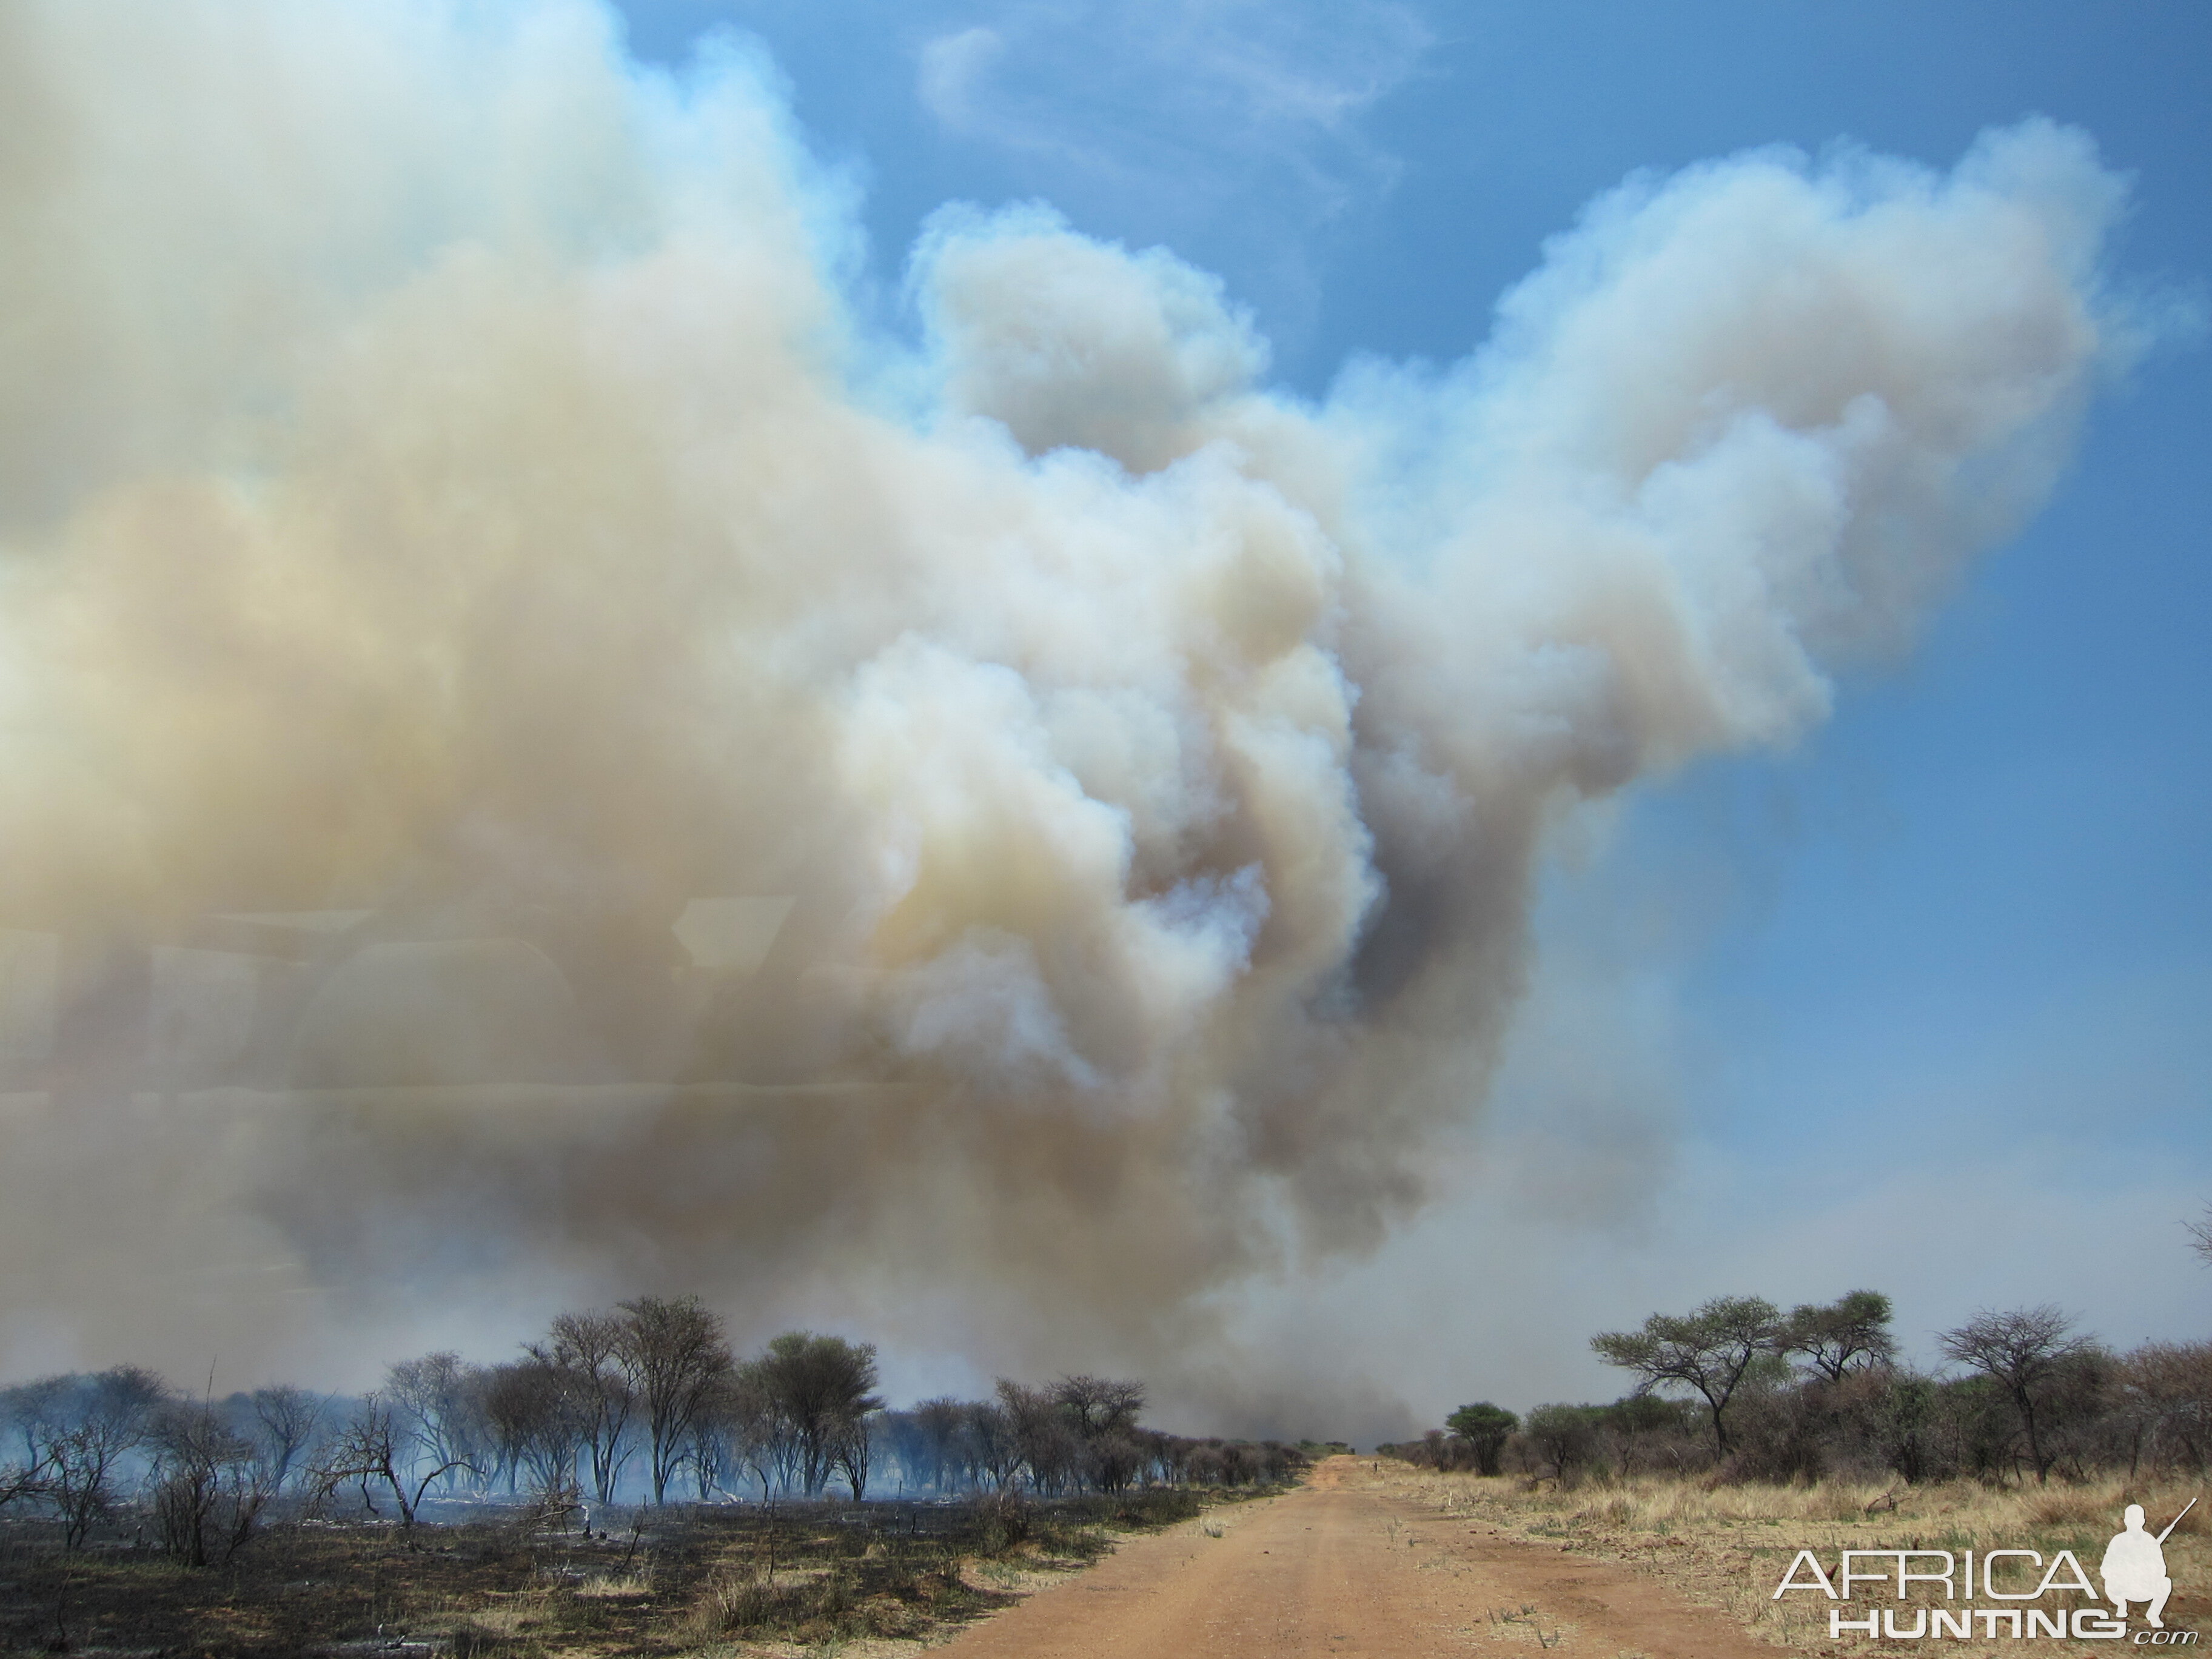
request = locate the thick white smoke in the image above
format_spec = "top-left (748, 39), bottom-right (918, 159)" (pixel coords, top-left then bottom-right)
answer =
top-left (0, 1), bottom-right (2134, 1407)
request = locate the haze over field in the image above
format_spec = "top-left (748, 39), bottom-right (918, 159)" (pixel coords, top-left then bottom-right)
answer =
top-left (0, 0), bottom-right (2196, 1436)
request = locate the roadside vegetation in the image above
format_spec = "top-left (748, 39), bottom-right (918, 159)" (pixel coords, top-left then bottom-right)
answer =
top-left (1387, 1466), bottom-right (2204, 1651)
top-left (0, 1299), bottom-right (1309, 1655)
top-left (1381, 1240), bottom-right (2212, 1652)
top-left (1382, 1290), bottom-right (2211, 1489)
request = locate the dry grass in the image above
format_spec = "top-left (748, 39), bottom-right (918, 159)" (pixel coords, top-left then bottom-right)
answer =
top-left (1386, 1466), bottom-right (2207, 1654)
top-left (574, 1566), bottom-right (657, 1598)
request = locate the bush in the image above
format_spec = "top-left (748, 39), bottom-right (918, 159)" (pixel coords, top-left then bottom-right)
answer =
top-left (1520, 1404), bottom-right (1601, 1481)
top-left (968, 1489), bottom-right (1034, 1555)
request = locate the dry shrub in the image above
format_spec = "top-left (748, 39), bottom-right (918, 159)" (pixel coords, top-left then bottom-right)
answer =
top-left (1102, 1487), bottom-right (1203, 1529)
top-left (2028, 1486), bottom-right (2116, 1526)
top-left (448, 1624), bottom-right (531, 1658)
top-left (969, 1490), bottom-right (1034, 1556)
top-left (914, 1562), bottom-right (970, 1607)
top-left (688, 1565), bottom-right (858, 1643)
top-left (572, 1569), bottom-right (652, 1598)
top-left (857, 1590), bottom-right (924, 1637)
top-left (446, 1591), bottom-right (552, 1641)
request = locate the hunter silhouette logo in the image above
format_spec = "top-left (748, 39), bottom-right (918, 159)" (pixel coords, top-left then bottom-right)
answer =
top-left (1772, 1496), bottom-right (2199, 1641)
top-left (2105, 1500), bottom-right (2192, 1631)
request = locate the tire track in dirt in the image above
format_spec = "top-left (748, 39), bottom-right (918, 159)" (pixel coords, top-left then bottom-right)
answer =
top-left (933, 1456), bottom-right (1779, 1658)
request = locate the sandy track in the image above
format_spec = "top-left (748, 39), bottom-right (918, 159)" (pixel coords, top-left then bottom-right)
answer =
top-left (933, 1457), bottom-right (1777, 1658)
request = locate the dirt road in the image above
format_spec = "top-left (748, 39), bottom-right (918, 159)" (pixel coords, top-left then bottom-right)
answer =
top-left (934, 1457), bottom-right (1778, 1659)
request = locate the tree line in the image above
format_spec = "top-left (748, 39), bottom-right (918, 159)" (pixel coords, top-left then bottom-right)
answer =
top-left (0, 1295), bottom-right (1307, 1563)
top-left (1387, 1290), bottom-right (2212, 1487)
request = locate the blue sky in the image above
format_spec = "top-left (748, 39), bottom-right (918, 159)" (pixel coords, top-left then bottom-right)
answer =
top-left (606, 0), bottom-right (2212, 1418)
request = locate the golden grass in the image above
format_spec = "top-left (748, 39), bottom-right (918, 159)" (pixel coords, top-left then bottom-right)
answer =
top-left (1386, 1466), bottom-right (2207, 1654)
top-left (574, 1567), bottom-right (657, 1598)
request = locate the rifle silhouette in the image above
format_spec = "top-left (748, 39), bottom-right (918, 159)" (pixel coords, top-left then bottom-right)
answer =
top-left (2155, 1496), bottom-right (2197, 1546)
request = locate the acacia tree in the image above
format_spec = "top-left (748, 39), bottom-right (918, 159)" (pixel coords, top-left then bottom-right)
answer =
top-left (532, 1311), bottom-right (634, 1503)
top-left (481, 1356), bottom-right (586, 1495)
top-left (1053, 1376), bottom-right (1145, 1440)
top-left (907, 1396), bottom-right (967, 1491)
top-left (755, 1333), bottom-right (882, 1496)
top-left (1782, 1291), bottom-right (1897, 1383)
top-left (1592, 1295), bottom-right (1784, 1457)
top-left (1938, 1305), bottom-right (2093, 1483)
top-left (964, 1398), bottom-right (1022, 1491)
top-left (998, 1379), bottom-right (1085, 1493)
top-left (1053, 1376), bottom-right (1147, 1492)
top-left (1521, 1404), bottom-right (1597, 1480)
top-left (679, 1367), bottom-right (766, 1501)
top-left (719, 1364), bottom-right (792, 1501)
top-left (617, 1295), bottom-right (734, 1504)
top-left (1445, 1403), bottom-right (1519, 1475)
top-left (383, 1352), bottom-right (484, 1497)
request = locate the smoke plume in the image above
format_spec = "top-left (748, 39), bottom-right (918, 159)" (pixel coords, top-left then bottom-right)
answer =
top-left (0, 1), bottom-right (2133, 1405)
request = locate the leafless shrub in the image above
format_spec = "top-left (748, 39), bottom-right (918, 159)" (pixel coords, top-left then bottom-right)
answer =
top-left (148, 1399), bottom-right (273, 1566)
top-left (1938, 1305), bottom-right (2095, 1483)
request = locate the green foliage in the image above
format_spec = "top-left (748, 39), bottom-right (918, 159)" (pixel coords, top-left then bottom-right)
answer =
top-left (1445, 1403), bottom-right (1518, 1475)
top-left (1521, 1404), bottom-right (1601, 1478)
top-left (1591, 1295), bottom-right (1785, 1455)
top-left (1782, 1290), bottom-right (1897, 1382)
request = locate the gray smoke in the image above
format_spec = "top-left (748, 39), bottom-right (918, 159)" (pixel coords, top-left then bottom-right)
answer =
top-left (0, 1), bottom-right (2135, 1412)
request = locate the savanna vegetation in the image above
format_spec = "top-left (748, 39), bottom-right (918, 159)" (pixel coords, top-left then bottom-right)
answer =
top-left (1385, 1289), bottom-right (2211, 1489)
top-left (1381, 1242), bottom-right (2212, 1653)
top-left (0, 1298), bottom-right (1307, 1655)
top-left (1387, 1461), bottom-right (2206, 1652)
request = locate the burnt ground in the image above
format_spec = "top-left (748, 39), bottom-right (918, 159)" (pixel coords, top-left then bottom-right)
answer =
top-left (0, 1487), bottom-right (1221, 1656)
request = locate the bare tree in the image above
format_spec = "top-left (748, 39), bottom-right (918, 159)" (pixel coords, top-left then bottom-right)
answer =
top-left (30, 1366), bottom-right (170, 1548)
top-left (311, 1394), bottom-right (471, 1532)
top-left (2117, 1340), bottom-right (2212, 1475)
top-left (962, 1398), bottom-right (1022, 1492)
top-left (383, 1352), bottom-right (485, 1499)
top-left (2187, 1204), bottom-right (2212, 1266)
top-left (1592, 1296), bottom-right (1785, 1456)
top-left (5, 1375), bottom-right (69, 1467)
top-left (248, 1384), bottom-right (326, 1494)
top-left (616, 1295), bottom-right (735, 1504)
top-left (532, 1311), bottom-right (635, 1504)
top-left (997, 1379), bottom-right (1082, 1494)
top-left (0, 1446), bottom-right (49, 1511)
top-left (149, 1399), bottom-right (273, 1567)
top-left (720, 1364), bottom-right (789, 1501)
top-left (1938, 1305), bottom-right (2093, 1483)
top-left (676, 1370), bottom-right (738, 1500)
top-left (831, 1409), bottom-right (874, 1500)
